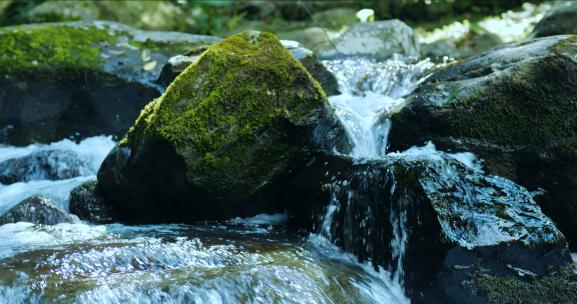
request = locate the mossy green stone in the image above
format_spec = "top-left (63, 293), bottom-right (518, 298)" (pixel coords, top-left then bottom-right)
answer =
top-left (121, 31), bottom-right (333, 198)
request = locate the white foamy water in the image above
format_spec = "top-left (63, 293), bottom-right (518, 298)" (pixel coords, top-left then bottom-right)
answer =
top-left (323, 57), bottom-right (434, 159)
top-left (0, 136), bottom-right (115, 214)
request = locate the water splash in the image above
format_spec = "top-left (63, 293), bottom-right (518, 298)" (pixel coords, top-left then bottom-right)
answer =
top-left (322, 57), bottom-right (434, 159)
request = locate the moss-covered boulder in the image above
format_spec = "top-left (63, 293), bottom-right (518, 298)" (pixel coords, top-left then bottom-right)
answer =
top-left (18, 0), bottom-right (195, 32)
top-left (529, 1), bottom-right (577, 38)
top-left (97, 31), bottom-right (349, 223)
top-left (285, 152), bottom-right (574, 304)
top-left (0, 21), bottom-right (220, 145)
top-left (387, 35), bottom-right (577, 248)
top-left (319, 20), bottom-right (420, 60)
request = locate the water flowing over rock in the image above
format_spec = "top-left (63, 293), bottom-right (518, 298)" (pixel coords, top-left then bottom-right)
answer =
top-left (0, 21), bottom-right (220, 145)
top-left (0, 195), bottom-right (77, 225)
top-left (97, 31), bottom-right (350, 223)
top-left (388, 35), bottom-right (577, 249)
top-left (530, 1), bottom-right (577, 38)
top-left (286, 151), bottom-right (572, 303)
top-left (319, 20), bottom-right (420, 60)
top-left (292, 49), bottom-right (576, 303)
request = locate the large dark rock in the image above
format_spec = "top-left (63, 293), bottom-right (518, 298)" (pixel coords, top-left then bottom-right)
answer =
top-left (0, 149), bottom-right (88, 184)
top-left (69, 179), bottom-right (118, 224)
top-left (0, 195), bottom-right (77, 225)
top-left (97, 31), bottom-right (349, 223)
top-left (0, 21), bottom-right (220, 145)
top-left (530, 1), bottom-right (577, 38)
top-left (285, 152), bottom-right (575, 304)
top-left (387, 35), bottom-right (577, 249)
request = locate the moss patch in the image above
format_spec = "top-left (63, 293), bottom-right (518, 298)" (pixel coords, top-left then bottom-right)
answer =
top-left (0, 23), bottom-right (116, 74)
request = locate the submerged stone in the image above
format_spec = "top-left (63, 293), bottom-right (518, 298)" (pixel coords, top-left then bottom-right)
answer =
top-left (0, 195), bottom-right (77, 225)
top-left (319, 20), bottom-right (420, 60)
top-left (0, 21), bottom-right (220, 145)
top-left (97, 31), bottom-right (350, 223)
top-left (285, 152), bottom-right (573, 304)
top-left (388, 35), bottom-right (577, 249)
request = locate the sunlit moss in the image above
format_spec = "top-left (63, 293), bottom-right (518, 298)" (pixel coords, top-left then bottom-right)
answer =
top-left (0, 23), bottom-right (116, 74)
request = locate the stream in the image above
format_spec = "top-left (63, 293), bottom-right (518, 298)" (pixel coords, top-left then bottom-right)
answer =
top-left (0, 56), bottom-right (452, 303)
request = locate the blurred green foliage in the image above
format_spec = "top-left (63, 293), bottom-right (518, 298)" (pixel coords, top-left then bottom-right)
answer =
top-left (0, 0), bottom-right (553, 37)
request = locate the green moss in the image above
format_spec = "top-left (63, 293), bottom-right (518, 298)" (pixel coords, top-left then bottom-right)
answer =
top-left (0, 23), bottom-right (117, 74)
top-left (125, 31), bottom-right (328, 197)
top-left (464, 264), bottom-right (577, 304)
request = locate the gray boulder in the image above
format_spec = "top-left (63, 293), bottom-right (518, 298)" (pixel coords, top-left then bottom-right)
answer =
top-left (285, 153), bottom-right (574, 304)
top-left (0, 149), bottom-right (89, 184)
top-left (319, 20), bottom-right (420, 60)
top-left (0, 195), bottom-right (77, 225)
top-left (69, 179), bottom-right (117, 224)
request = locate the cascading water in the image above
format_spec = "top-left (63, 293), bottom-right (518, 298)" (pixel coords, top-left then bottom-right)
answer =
top-left (322, 56), bottom-right (435, 159)
top-left (317, 56), bottom-right (437, 288)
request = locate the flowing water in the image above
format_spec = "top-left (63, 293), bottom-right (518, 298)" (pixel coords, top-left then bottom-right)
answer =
top-left (0, 56), bottom-right (447, 303)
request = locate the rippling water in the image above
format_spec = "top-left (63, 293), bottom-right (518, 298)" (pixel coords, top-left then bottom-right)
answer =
top-left (0, 221), bottom-right (408, 303)
top-left (0, 133), bottom-right (409, 303)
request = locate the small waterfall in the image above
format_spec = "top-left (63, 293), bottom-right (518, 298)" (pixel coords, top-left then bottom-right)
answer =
top-left (322, 57), bottom-right (434, 159)
top-left (318, 56), bottom-right (435, 287)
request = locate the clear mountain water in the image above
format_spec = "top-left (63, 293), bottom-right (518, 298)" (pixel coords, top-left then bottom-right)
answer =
top-left (0, 56), bottom-right (454, 303)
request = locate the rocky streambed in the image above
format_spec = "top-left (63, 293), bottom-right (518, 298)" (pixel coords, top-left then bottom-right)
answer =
top-left (0, 10), bottom-right (576, 304)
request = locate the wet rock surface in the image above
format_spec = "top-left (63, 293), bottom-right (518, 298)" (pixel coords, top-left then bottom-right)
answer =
top-left (0, 21), bottom-right (220, 145)
top-left (285, 152), bottom-right (573, 304)
top-left (388, 35), bottom-right (577, 248)
top-left (69, 179), bottom-right (118, 224)
top-left (0, 195), bottom-right (77, 225)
